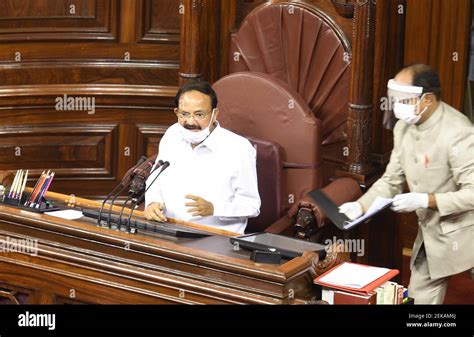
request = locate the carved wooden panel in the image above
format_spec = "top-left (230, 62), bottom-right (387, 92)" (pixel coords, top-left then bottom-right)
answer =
top-left (0, 0), bottom-right (118, 41)
top-left (0, 124), bottom-right (118, 179)
top-left (139, 0), bottom-right (181, 43)
top-left (136, 124), bottom-right (169, 158)
top-left (0, 0), bottom-right (180, 198)
top-left (1, 0), bottom-right (95, 17)
top-left (0, 0), bottom-right (181, 87)
top-left (0, 62), bottom-right (180, 86)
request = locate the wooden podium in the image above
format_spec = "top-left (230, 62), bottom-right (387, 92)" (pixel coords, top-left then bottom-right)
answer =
top-left (0, 198), bottom-right (322, 304)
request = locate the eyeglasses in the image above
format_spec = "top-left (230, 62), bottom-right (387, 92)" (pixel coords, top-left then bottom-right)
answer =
top-left (175, 110), bottom-right (210, 121)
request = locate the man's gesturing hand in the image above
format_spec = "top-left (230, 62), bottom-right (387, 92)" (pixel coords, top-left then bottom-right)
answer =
top-left (185, 195), bottom-right (214, 217)
top-left (144, 202), bottom-right (167, 222)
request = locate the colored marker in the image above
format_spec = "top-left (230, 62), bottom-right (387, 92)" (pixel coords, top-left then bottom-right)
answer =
top-left (25, 170), bottom-right (45, 206)
top-left (29, 171), bottom-right (48, 208)
top-left (35, 172), bottom-right (54, 209)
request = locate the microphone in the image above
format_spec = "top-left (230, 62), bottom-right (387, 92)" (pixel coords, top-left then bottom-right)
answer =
top-left (128, 159), bottom-right (163, 197)
top-left (149, 160), bottom-right (165, 175)
top-left (124, 161), bottom-right (170, 232)
top-left (116, 160), bottom-right (165, 231)
top-left (97, 156), bottom-right (146, 226)
top-left (105, 158), bottom-right (155, 228)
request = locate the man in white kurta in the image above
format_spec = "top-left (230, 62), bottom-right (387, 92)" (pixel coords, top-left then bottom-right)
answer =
top-left (144, 81), bottom-right (260, 234)
top-left (339, 64), bottom-right (474, 304)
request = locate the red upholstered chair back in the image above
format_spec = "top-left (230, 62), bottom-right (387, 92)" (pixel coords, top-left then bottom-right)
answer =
top-left (245, 136), bottom-right (282, 233)
top-left (228, 2), bottom-right (351, 184)
top-left (213, 71), bottom-right (321, 216)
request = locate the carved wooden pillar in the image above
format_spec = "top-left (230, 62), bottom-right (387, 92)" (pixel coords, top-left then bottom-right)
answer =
top-left (339, 0), bottom-right (377, 185)
top-left (179, 0), bottom-right (203, 86)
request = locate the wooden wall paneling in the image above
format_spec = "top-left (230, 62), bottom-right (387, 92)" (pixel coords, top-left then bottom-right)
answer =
top-left (0, 61), bottom-right (180, 86)
top-left (136, 124), bottom-right (170, 158)
top-left (0, 0), bottom-right (181, 87)
top-left (0, 0), bottom-right (118, 42)
top-left (0, 85), bottom-right (177, 198)
top-left (0, 124), bottom-right (118, 177)
top-left (405, 0), bottom-right (471, 111)
top-left (139, 0), bottom-right (181, 43)
top-left (0, 0), bottom-right (182, 199)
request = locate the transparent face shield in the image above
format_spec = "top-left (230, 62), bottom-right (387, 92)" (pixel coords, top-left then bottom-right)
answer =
top-left (387, 79), bottom-right (423, 106)
top-left (380, 79), bottom-right (423, 129)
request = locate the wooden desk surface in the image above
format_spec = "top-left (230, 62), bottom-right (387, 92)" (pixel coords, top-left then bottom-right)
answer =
top-left (0, 203), bottom-right (320, 304)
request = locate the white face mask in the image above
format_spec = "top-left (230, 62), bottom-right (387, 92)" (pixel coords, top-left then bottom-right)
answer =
top-left (179, 109), bottom-right (216, 144)
top-left (393, 95), bottom-right (430, 125)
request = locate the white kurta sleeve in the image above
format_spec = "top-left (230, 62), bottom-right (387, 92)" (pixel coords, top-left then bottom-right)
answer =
top-left (212, 143), bottom-right (261, 218)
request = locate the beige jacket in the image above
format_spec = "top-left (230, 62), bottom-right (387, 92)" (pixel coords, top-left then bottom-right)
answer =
top-left (358, 102), bottom-right (474, 279)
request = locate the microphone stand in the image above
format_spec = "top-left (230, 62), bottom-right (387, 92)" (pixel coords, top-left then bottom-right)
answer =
top-left (97, 156), bottom-right (146, 226)
top-left (116, 160), bottom-right (164, 231)
top-left (124, 161), bottom-right (170, 233)
top-left (105, 159), bottom-right (154, 228)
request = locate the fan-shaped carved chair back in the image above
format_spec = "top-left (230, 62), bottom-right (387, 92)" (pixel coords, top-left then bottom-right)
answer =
top-left (229, 2), bottom-right (351, 183)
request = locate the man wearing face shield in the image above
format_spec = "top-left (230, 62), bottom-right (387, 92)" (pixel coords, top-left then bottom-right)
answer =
top-left (339, 64), bottom-right (474, 304)
top-left (144, 80), bottom-right (261, 234)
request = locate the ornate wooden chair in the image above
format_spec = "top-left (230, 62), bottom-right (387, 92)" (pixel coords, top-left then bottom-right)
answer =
top-left (213, 2), bottom-right (361, 252)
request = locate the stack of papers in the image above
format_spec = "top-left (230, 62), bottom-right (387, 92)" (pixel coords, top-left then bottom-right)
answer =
top-left (317, 262), bottom-right (390, 289)
top-left (343, 197), bottom-right (393, 229)
top-left (314, 262), bottom-right (400, 294)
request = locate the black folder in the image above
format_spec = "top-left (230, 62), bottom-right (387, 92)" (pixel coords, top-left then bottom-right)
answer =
top-left (307, 189), bottom-right (393, 230)
top-left (308, 189), bottom-right (351, 230)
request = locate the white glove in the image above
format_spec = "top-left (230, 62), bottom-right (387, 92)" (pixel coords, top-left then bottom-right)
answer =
top-left (391, 193), bottom-right (428, 212)
top-left (339, 202), bottom-right (363, 220)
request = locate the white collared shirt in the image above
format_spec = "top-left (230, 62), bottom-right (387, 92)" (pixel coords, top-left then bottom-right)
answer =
top-left (145, 122), bottom-right (261, 234)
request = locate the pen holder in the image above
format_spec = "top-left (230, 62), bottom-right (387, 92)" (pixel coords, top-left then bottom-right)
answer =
top-left (1, 192), bottom-right (60, 213)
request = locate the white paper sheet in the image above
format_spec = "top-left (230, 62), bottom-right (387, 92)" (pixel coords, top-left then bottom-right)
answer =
top-left (343, 197), bottom-right (393, 229)
top-left (45, 209), bottom-right (83, 220)
top-left (318, 262), bottom-right (390, 289)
